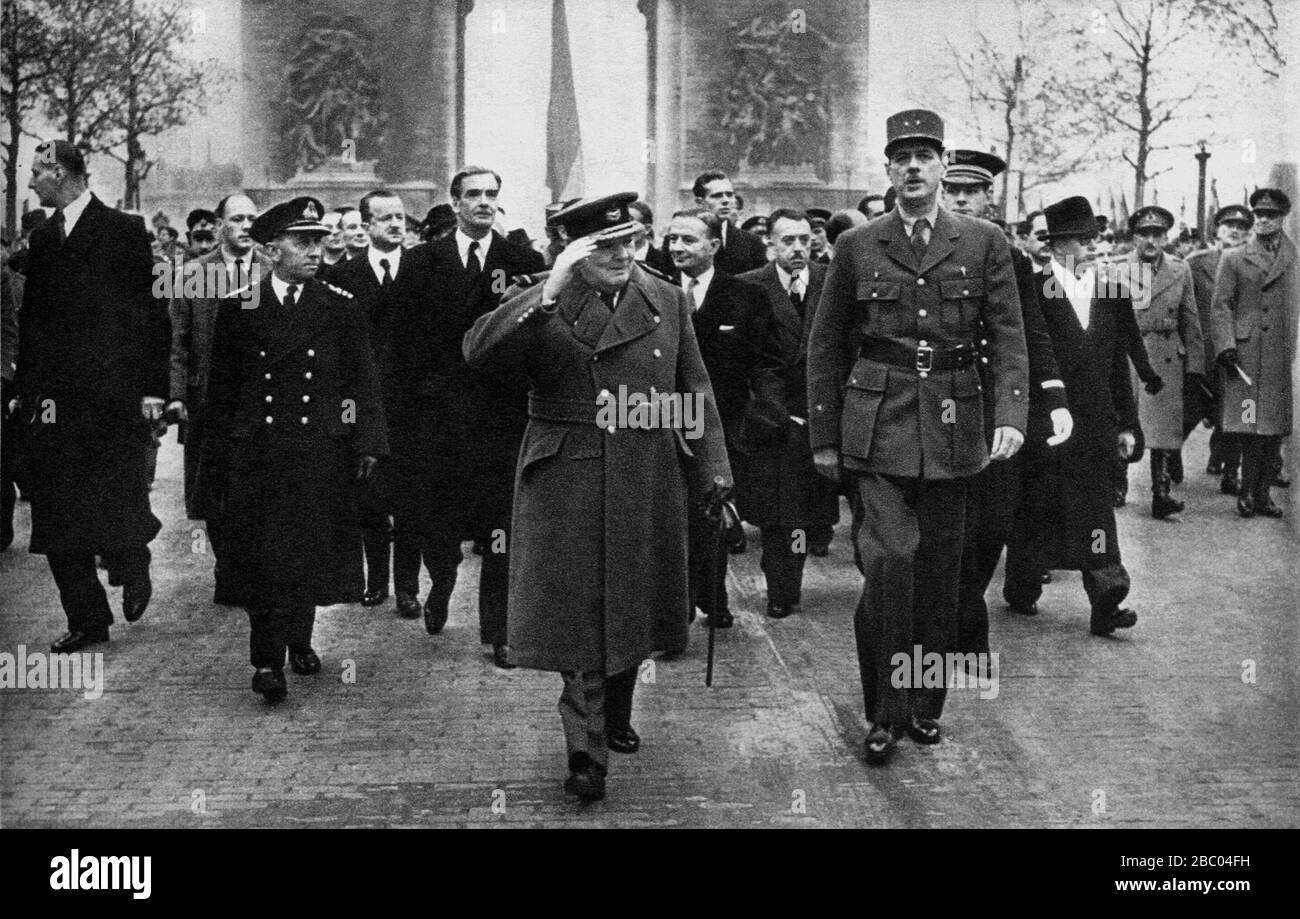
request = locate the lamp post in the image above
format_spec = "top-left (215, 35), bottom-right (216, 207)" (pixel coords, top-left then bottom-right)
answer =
top-left (1194, 140), bottom-right (1211, 237)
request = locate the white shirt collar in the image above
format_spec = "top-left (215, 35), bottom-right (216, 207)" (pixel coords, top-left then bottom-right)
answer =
top-left (60, 189), bottom-right (94, 236)
top-left (1050, 258), bottom-right (1096, 329)
top-left (775, 263), bottom-right (806, 293)
top-left (269, 273), bottom-right (304, 305)
top-left (898, 201), bottom-right (940, 237)
top-left (456, 228), bottom-right (492, 267)
top-left (682, 265), bottom-right (715, 308)
top-left (367, 243), bottom-right (401, 283)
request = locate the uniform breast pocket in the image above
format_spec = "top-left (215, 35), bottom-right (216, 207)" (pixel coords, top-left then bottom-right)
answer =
top-left (839, 359), bottom-right (888, 461)
top-left (939, 277), bottom-right (984, 331)
top-left (1234, 317), bottom-right (1255, 342)
top-left (855, 280), bottom-right (904, 336)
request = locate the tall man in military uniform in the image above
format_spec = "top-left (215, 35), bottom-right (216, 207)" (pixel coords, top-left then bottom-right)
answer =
top-left (200, 197), bottom-right (388, 703)
top-left (808, 111), bottom-right (1029, 766)
top-left (464, 194), bottom-right (731, 802)
top-left (941, 149), bottom-right (1071, 666)
top-left (1212, 188), bottom-right (1296, 518)
top-left (1124, 206), bottom-right (1204, 518)
top-left (1188, 204), bottom-right (1252, 492)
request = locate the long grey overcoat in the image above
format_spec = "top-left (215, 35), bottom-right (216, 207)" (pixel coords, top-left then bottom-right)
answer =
top-left (1125, 253), bottom-right (1204, 448)
top-left (463, 265), bottom-right (731, 675)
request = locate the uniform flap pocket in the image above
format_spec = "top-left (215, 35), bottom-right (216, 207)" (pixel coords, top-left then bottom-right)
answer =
top-left (845, 359), bottom-right (889, 392)
top-left (520, 426), bottom-right (567, 471)
top-left (940, 277), bottom-right (985, 299)
top-left (564, 425), bottom-right (604, 460)
top-left (952, 369), bottom-right (983, 398)
top-left (856, 280), bottom-right (900, 302)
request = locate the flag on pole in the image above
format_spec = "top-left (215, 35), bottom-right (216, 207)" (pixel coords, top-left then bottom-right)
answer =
top-left (546, 0), bottom-right (584, 201)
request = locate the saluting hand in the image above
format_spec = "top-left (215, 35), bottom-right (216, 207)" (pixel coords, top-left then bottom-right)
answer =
top-left (541, 237), bottom-right (598, 303)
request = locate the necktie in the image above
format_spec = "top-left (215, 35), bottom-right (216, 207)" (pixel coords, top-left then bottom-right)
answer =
top-left (283, 284), bottom-right (298, 309)
top-left (379, 257), bottom-right (392, 291)
top-left (911, 217), bottom-right (930, 258)
top-left (51, 209), bottom-right (66, 246)
top-left (466, 240), bottom-right (482, 280)
top-left (599, 290), bottom-right (617, 313)
top-left (789, 275), bottom-right (805, 318)
top-left (686, 277), bottom-right (700, 309)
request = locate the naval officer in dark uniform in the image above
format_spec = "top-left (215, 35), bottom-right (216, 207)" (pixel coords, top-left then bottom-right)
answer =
top-left (807, 110), bottom-right (1030, 766)
top-left (199, 197), bottom-right (389, 703)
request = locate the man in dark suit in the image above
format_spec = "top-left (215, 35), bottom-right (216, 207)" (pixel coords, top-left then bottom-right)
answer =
top-left (940, 150), bottom-right (1071, 665)
top-left (737, 208), bottom-right (840, 618)
top-left (665, 207), bottom-right (779, 629)
top-left (808, 110), bottom-right (1030, 766)
top-left (1004, 198), bottom-right (1143, 635)
top-left (384, 166), bottom-right (544, 668)
top-left (662, 171), bottom-right (768, 276)
top-left (1188, 205), bottom-right (1252, 492)
top-left (15, 140), bottom-right (166, 652)
top-left (326, 189), bottom-right (414, 608)
top-left (200, 197), bottom-right (388, 703)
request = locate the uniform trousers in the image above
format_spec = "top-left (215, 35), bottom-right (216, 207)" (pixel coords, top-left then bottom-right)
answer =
top-left (1241, 434), bottom-right (1284, 501)
top-left (849, 471), bottom-right (967, 726)
top-left (955, 455), bottom-right (1021, 657)
top-left (246, 603), bottom-right (316, 670)
top-left (760, 526), bottom-right (809, 607)
top-left (46, 547), bottom-right (150, 633)
top-left (393, 529), bottom-right (509, 645)
top-left (688, 504), bottom-right (729, 618)
top-left (558, 666), bottom-right (638, 773)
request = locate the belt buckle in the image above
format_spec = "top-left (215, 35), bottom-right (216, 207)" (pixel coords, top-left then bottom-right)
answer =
top-left (915, 345), bottom-right (934, 373)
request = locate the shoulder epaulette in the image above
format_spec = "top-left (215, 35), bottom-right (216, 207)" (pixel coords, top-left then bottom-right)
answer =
top-left (637, 261), bottom-right (672, 283)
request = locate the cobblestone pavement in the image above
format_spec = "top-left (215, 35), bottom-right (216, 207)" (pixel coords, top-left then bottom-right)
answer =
top-left (2, 428), bottom-right (1296, 828)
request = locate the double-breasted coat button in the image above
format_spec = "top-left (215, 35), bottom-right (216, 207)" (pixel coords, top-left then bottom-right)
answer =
top-left (599, 389), bottom-right (611, 399)
top-left (919, 340), bottom-right (928, 347)
top-left (264, 373), bottom-right (271, 380)
top-left (963, 289), bottom-right (970, 296)
top-left (653, 316), bottom-right (661, 323)
top-left (653, 348), bottom-right (662, 358)
top-left (302, 395), bottom-right (310, 403)
top-left (607, 425), bottom-right (616, 434)
top-left (918, 309), bottom-right (927, 317)
top-left (265, 395), bottom-right (272, 403)
top-left (981, 357), bottom-right (990, 364)
top-left (1013, 388), bottom-right (1022, 396)
top-left (259, 350), bottom-right (266, 357)
top-left (917, 278), bottom-right (926, 286)
top-left (919, 371), bottom-right (928, 378)
top-left (872, 291), bottom-right (879, 298)
top-left (980, 338), bottom-right (988, 346)
top-left (265, 415), bottom-right (273, 424)
top-left (301, 417), bottom-right (308, 424)
top-left (307, 349), bottom-right (315, 357)
top-left (304, 371), bottom-right (312, 379)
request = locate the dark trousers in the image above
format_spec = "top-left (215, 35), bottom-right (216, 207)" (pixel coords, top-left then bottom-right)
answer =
top-left (1241, 434), bottom-right (1283, 501)
top-left (1208, 429), bottom-right (1241, 475)
top-left (808, 522), bottom-right (833, 548)
top-left (393, 528), bottom-right (509, 645)
top-left (956, 456), bottom-right (1020, 657)
top-left (246, 603), bottom-right (316, 669)
top-left (46, 547), bottom-right (150, 632)
top-left (558, 666), bottom-right (638, 773)
top-left (759, 526), bottom-right (808, 607)
top-left (1004, 548), bottom-right (1131, 615)
top-left (688, 504), bottom-right (728, 618)
top-left (849, 472), bottom-right (966, 726)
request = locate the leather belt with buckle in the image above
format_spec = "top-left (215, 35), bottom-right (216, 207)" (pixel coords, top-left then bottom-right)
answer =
top-left (858, 337), bottom-right (975, 373)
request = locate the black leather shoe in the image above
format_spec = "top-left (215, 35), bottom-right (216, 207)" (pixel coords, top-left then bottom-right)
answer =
top-left (1237, 495), bottom-right (1256, 518)
top-left (51, 629), bottom-right (109, 653)
top-left (810, 543), bottom-right (830, 557)
top-left (708, 609), bottom-right (734, 629)
top-left (395, 592), bottom-right (422, 619)
top-left (491, 644), bottom-right (516, 669)
top-left (1254, 497), bottom-right (1284, 518)
top-left (864, 723), bottom-right (902, 766)
top-left (906, 716), bottom-right (941, 745)
top-left (424, 596), bottom-right (449, 635)
top-left (122, 576), bottom-right (151, 623)
top-left (564, 755), bottom-right (607, 801)
top-left (361, 587), bottom-right (389, 607)
top-left (252, 668), bottom-right (287, 703)
top-left (607, 725), bottom-right (640, 754)
top-left (1007, 601), bottom-right (1038, 616)
top-left (1151, 493), bottom-right (1185, 519)
top-left (766, 602), bottom-right (793, 619)
top-left (1220, 474), bottom-right (1240, 495)
top-left (289, 647), bottom-right (321, 675)
top-left (1090, 607), bottom-right (1138, 636)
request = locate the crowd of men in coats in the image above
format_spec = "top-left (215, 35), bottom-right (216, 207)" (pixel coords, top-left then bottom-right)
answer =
top-left (1, 113), bottom-right (1294, 798)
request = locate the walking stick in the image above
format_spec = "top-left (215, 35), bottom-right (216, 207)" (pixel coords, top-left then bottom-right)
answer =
top-left (703, 476), bottom-right (738, 687)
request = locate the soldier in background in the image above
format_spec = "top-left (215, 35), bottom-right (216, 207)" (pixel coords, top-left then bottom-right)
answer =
top-left (1211, 188), bottom-right (1295, 519)
top-left (1188, 204), bottom-right (1253, 493)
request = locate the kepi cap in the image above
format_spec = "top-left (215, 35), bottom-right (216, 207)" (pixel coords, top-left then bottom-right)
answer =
top-left (885, 109), bottom-right (944, 158)
top-left (943, 149), bottom-right (1006, 185)
top-left (250, 197), bottom-right (330, 244)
